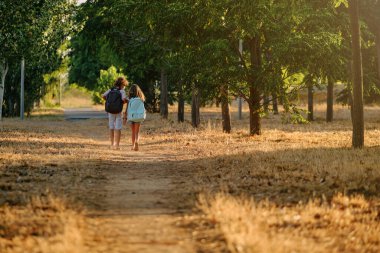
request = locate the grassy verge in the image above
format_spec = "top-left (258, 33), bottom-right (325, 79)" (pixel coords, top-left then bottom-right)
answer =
top-left (0, 196), bottom-right (86, 253)
top-left (184, 105), bottom-right (380, 253)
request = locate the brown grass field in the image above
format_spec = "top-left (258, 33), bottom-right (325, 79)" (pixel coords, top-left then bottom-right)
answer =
top-left (1, 102), bottom-right (380, 253)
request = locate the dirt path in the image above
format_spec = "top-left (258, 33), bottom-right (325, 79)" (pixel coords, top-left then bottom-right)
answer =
top-left (3, 107), bottom-right (380, 253)
top-left (81, 135), bottom-right (197, 252)
top-left (0, 114), bottom-right (208, 252)
top-left (64, 108), bottom-right (108, 120)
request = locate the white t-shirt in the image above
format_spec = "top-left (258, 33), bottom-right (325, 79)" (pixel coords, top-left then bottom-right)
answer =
top-left (103, 88), bottom-right (127, 102)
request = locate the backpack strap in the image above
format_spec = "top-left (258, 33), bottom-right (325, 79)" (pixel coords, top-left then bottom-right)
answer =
top-left (106, 88), bottom-right (121, 100)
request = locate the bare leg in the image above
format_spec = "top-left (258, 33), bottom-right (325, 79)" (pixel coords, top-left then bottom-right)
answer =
top-left (109, 129), bottom-right (115, 148)
top-left (130, 123), bottom-right (136, 150)
top-left (134, 123), bottom-right (141, 151)
top-left (114, 130), bottom-right (121, 149)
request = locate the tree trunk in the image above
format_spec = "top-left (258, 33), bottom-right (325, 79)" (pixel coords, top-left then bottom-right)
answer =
top-left (8, 96), bottom-right (13, 116)
top-left (307, 84), bottom-right (314, 121)
top-left (152, 79), bottom-right (160, 113)
top-left (326, 77), bottom-right (334, 122)
top-left (347, 60), bottom-right (354, 124)
top-left (248, 36), bottom-right (262, 135)
top-left (0, 61), bottom-right (9, 121)
top-left (249, 87), bottom-right (261, 135)
top-left (177, 83), bottom-right (184, 123)
top-left (263, 93), bottom-right (269, 113)
top-left (272, 92), bottom-right (279, 115)
top-left (191, 86), bottom-right (200, 128)
top-left (375, 28), bottom-right (380, 85)
top-left (349, 0), bottom-right (364, 148)
top-left (20, 58), bottom-right (25, 120)
top-left (220, 84), bottom-right (231, 133)
top-left (160, 69), bottom-right (168, 119)
top-left (238, 97), bottom-right (243, 120)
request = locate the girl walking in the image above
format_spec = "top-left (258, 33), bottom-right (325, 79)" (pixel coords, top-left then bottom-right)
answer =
top-left (124, 84), bottom-right (146, 151)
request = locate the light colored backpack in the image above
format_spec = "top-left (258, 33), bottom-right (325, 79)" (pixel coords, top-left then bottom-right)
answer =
top-left (127, 97), bottom-right (146, 122)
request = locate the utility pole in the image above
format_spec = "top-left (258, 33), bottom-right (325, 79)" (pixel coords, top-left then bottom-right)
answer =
top-left (20, 58), bottom-right (25, 120)
top-left (238, 39), bottom-right (243, 120)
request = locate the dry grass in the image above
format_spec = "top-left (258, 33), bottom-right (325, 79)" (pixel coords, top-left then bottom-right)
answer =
top-left (0, 118), bottom-right (113, 252)
top-left (198, 193), bottom-right (380, 253)
top-left (0, 196), bottom-right (86, 253)
top-left (0, 102), bottom-right (380, 252)
top-left (29, 108), bottom-right (64, 118)
top-left (185, 104), bottom-right (380, 253)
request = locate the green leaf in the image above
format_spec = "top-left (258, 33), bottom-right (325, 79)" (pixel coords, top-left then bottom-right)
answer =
top-left (334, 0), bottom-right (348, 8)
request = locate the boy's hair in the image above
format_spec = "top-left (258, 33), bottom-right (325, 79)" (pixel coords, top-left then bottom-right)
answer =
top-left (128, 84), bottom-right (146, 101)
top-left (114, 77), bottom-right (128, 88)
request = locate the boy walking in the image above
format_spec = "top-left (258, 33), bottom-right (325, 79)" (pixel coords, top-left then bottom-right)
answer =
top-left (102, 77), bottom-right (128, 150)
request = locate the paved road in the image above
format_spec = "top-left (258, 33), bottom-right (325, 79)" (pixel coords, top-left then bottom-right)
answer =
top-left (64, 108), bottom-right (108, 120)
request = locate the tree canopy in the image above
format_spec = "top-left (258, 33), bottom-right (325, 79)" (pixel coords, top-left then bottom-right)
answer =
top-left (1, 0), bottom-right (379, 144)
top-left (0, 0), bottom-right (76, 118)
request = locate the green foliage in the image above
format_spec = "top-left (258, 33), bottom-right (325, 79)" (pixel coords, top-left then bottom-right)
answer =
top-left (40, 42), bottom-right (71, 108)
top-left (0, 0), bottom-right (76, 116)
top-left (67, 83), bottom-right (91, 94)
top-left (334, 0), bottom-right (348, 8)
top-left (281, 107), bottom-right (309, 124)
top-left (42, 70), bottom-right (60, 108)
top-left (69, 34), bottom-right (126, 90)
top-left (61, 83), bottom-right (93, 109)
top-left (93, 66), bottom-right (126, 104)
top-left (1, 0), bottom-right (378, 122)
top-left (335, 0), bottom-right (380, 105)
top-left (66, 0), bottom-right (379, 132)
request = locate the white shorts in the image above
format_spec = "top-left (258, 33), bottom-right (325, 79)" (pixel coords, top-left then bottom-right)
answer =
top-left (108, 113), bottom-right (122, 130)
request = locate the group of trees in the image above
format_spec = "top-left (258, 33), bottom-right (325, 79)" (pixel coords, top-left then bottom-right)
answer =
top-left (0, 0), bottom-right (75, 119)
top-left (1, 0), bottom-right (379, 148)
top-left (69, 0), bottom-right (379, 147)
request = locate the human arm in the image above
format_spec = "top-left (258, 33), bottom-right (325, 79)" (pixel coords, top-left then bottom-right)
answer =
top-left (122, 101), bottom-right (128, 125)
top-left (102, 90), bottom-right (110, 100)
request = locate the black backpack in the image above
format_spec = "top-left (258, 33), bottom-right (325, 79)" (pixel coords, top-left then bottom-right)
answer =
top-left (105, 88), bottom-right (123, 113)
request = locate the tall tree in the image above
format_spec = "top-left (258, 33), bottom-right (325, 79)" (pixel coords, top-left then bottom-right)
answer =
top-left (326, 77), bottom-right (334, 122)
top-left (177, 82), bottom-right (185, 122)
top-left (204, 0), bottom-right (301, 135)
top-left (361, 0), bottom-right (380, 85)
top-left (307, 81), bottom-right (314, 121)
top-left (349, 0), bottom-right (364, 148)
top-left (220, 84), bottom-right (231, 133)
top-left (0, 63), bottom-right (8, 120)
top-left (0, 0), bottom-right (75, 119)
top-left (293, 1), bottom-right (347, 123)
top-left (160, 69), bottom-right (168, 119)
top-left (191, 85), bottom-right (200, 128)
